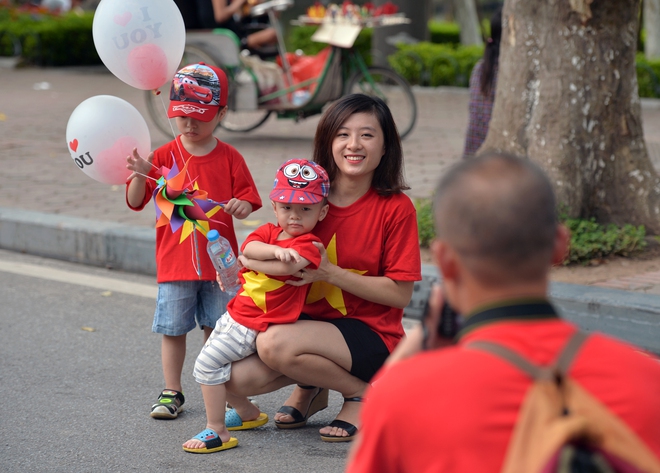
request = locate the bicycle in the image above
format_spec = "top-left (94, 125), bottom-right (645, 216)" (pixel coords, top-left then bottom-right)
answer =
top-left (145, 0), bottom-right (417, 139)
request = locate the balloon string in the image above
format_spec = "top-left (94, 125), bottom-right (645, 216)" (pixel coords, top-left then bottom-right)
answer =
top-left (133, 171), bottom-right (160, 182)
top-left (192, 230), bottom-right (202, 280)
top-left (156, 91), bottom-right (186, 167)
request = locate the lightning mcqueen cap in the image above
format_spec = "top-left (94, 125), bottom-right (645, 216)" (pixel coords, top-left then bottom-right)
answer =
top-left (167, 62), bottom-right (228, 122)
top-left (270, 159), bottom-right (330, 205)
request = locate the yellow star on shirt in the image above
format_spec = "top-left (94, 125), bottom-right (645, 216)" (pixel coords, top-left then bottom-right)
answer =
top-left (239, 271), bottom-right (285, 312)
top-left (305, 234), bottom-right (367, 316)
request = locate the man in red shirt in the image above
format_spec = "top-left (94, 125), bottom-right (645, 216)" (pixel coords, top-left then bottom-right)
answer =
top-left (347, 152), bottom-right (660, 473)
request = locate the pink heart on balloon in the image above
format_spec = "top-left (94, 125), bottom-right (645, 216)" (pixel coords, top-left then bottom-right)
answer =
top-left (95, 136), bottom-right (138, 184)
top-left (69, 139), bottom-right (78, 152)
top-left (114, 11), bottom-right (131, 27)
top-left (127, 44), bottom-right (170, 90)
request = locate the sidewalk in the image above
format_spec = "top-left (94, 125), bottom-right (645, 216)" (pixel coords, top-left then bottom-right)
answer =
top-left (2, 66), bottom-right (660, 352)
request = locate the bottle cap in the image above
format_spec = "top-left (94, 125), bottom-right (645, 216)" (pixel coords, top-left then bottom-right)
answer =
top-left (207, 229), bottom-right (219, 241)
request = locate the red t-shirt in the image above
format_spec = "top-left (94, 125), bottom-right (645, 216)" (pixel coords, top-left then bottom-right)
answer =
top-left (126, 136), bottom-right (262, 282)
top-left (303, 188), bottom-right (422, 352)
top-left (348, 318), bottom-right (660, 473)
top-left (229, 223), bottom-right (322, 332)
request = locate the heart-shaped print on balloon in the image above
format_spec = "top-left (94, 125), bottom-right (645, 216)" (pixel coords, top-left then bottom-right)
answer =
top-left (113, 11), bottom-right (131, 27)
top-left (69, 139), bottom-right (78, 152)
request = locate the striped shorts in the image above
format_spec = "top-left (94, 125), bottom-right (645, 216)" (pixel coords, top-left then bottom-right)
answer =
top-left (193, 311), bottom-right (258, 385)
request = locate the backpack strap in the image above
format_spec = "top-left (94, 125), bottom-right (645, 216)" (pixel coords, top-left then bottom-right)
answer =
top-left (466, 331), bottom-right (589, 380)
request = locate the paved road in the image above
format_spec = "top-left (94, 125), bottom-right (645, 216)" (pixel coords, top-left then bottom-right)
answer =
top-left (2, 249), bottom-right (418, 472)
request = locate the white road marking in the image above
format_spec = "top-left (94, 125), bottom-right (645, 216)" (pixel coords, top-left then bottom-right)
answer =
top-left (0, 260), bottom-right (157, 299)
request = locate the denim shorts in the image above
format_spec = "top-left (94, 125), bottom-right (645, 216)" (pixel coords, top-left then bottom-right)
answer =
top-left (153, 281), bottom-right (232, 336)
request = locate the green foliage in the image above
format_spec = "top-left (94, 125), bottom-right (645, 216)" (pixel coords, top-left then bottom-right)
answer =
top-left (415, 198), bottom-right (435, 248)
top-left (417, 201), bottom-right (647, 266)
top-left (388, 42), bottom-right (484, 87)
top-left (428, 21), bottom-right (460, 45)
top-left (636, 53), bottom-right (660, 98)
top-left (288, 25), bottom-right (373, 65)
top-left (562, 217), bottom-right (647, 265)
top-left (0, 8), bottom-right (100, 66)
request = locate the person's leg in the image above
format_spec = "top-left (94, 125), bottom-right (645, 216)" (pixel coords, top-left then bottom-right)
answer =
top-left (162, 334), bottom-right (186, 392)
top-left (151, 282), bottom-right (198, 418)
top-left (258, 320), bottom-right (369, 436)
top-left (183, 383), bottom-right (232, 449)
top-left (224, 352), bottom-right (296, 421)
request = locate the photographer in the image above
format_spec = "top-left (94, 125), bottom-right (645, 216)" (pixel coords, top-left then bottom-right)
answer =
top-left (346, 152), bottom-right (660, 472)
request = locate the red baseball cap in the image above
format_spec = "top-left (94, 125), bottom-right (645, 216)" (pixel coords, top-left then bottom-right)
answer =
top-left (167, 63), bottom-right (228, 122)
top-left (269, 159), bottom-right (330, 204)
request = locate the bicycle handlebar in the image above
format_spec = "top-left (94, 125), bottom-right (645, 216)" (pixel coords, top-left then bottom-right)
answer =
top-left (251, 0), bottom-right (294, 17)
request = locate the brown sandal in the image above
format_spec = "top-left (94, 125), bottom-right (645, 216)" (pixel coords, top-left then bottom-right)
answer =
top-left (274, 385), bottom-right (329, 429)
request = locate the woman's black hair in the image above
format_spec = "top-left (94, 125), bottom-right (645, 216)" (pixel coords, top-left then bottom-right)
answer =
top-left (312, 94), bottom-right (409, 196)
top-left (480, 6), bottom-right (502, 96)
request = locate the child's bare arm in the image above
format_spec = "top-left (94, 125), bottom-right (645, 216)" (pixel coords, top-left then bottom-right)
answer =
top-left (223, 198), bottom-right (253, 219)
top-left (242, 241), bottom-right (302, 263)
top-left (239, 254), bottom-right (311, 276)
top-left (126, 148), bottom-right (154, 208)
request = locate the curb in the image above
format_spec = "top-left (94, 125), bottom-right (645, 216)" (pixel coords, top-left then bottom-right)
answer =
top-left (1, 207), bottom-right (659, 353)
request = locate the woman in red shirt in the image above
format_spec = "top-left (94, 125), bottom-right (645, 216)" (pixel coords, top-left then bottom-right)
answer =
top-left (223, 93), bottom-right (422, 442)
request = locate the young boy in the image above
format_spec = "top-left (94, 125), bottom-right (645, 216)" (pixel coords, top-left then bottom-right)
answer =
top-left (126, 63), bottom-right (262, 419)
top-left (182, 158), bottom-right (330, 453)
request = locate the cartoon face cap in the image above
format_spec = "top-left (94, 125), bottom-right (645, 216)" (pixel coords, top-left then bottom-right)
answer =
top-left (167, 62), bottom-right (228, 122)
top-left (269, 159), bottom-right (330, 204)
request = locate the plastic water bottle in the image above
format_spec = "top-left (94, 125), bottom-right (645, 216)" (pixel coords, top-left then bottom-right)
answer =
top-left (206, 229), bottom-right (241, 295)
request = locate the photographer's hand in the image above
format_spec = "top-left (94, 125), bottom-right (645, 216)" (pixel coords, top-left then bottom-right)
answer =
top-left (385, 284), bottom-right (444, 366)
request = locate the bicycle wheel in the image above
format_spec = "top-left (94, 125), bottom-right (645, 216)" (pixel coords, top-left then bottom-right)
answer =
top-left (145, 44), bottom-right (222, 138)
top-left (345, 66), bottom-right (417, 139)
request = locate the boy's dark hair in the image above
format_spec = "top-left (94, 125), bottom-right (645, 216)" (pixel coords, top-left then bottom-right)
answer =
top-left (312, 94), bottom-right (409, 196)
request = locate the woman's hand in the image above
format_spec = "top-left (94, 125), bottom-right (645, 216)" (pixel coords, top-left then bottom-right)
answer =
top-left (286, 241), bottom-right (330, 286)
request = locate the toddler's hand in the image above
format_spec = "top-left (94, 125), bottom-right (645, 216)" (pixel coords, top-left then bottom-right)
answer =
top-left (274, 248), bottom-right (301, 263)
top-left (223, 199), bottom-right (253, 219)
top-left (126, 147), bottom-right (154, 181)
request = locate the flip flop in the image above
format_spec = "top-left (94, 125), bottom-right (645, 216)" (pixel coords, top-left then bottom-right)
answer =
top-left (320, 419), bottom-right (358, 443)
top-left (183, 428), bottom-right (238, 454)
top-left (320, 396), bottom-right (361, 443)
top-left (274, 387), bottom-right (328, 429)
top-left (225, 408), bottom-right (269, 431)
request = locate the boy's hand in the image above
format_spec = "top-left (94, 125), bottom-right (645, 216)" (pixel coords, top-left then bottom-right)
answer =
top-left (274, 248), bottom-right (301, 263)
top-left (224, 199), bottom-right (252, 219)
top-left (126, 147), bottom-right (154, 181)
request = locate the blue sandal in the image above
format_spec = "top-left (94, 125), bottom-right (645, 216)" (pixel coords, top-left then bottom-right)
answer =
top-left (182, 428), bottom-right (238, 454)
top-left (226, 408), bottom-right (269, 431)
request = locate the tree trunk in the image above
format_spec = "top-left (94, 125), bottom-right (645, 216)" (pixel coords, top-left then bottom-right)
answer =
top-left (645, 0), bottom-right (660, 58)
top-left (481, 0), bottom-right (660, 233)
top-left (449, 0), bottom-right (483, 46)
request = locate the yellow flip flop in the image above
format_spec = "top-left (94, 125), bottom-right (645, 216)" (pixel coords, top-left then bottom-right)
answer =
top-left (226, 409), bottom-right (269, 431)
top-left (183, 429), bottom-right (238, 454)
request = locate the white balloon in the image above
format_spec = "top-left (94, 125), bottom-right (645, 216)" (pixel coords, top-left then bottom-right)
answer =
top-left (66, 95), bottom-right (151, 185)
top-left (93, 0), bottom-right (185, 90)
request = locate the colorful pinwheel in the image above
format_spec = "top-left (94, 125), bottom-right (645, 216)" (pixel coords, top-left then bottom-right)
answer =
top-left (151, 153), bottom-right (228, 277)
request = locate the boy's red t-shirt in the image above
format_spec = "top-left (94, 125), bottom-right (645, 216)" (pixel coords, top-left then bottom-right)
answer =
top-left (229, 223), bottom-right (322, 332)
top-left (127, 136), bottom-right (262, 283)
